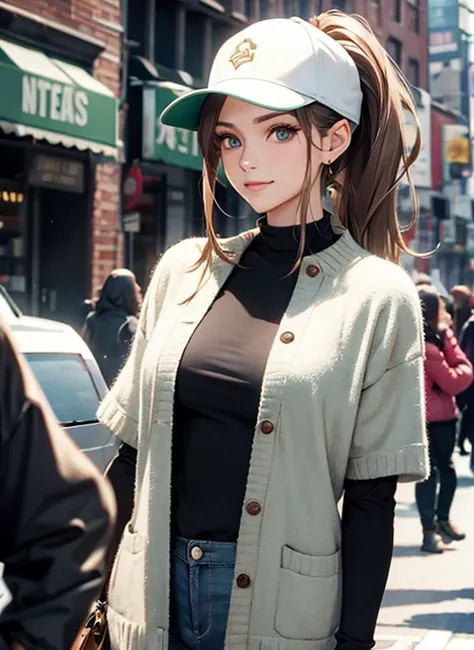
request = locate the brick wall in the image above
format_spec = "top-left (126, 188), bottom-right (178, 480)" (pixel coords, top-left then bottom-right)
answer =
top-left (8, 0), bottom-right (124, 297)
top-left (320, 0), bottom-right (428, 91)
top-left (383, 0), bottom-right (429, 90)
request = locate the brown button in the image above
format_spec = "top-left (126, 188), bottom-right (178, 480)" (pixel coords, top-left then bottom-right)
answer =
top-left (236, 573), bottom-right (251, 589)
top-left (246, 501), bottom-right (261, 516)
top-left (306, 264), bottom-right (320, 277)
top-left (280, 331), bottom-right (295, 344)
top-left (260, 420), bottom-right (274, 434)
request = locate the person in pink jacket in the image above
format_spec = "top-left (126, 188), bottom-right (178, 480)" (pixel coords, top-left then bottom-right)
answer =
top-left (415, 285), bottom-right (473, 553)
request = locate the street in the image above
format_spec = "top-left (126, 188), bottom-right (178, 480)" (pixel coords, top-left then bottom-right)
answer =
top-left (375, 452), bottom-right (474, 650)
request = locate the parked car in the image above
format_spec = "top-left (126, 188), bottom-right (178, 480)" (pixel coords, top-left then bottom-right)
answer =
top-left (4, 301), bottom-right (118, 471)
top-left (0, 290), bottom-right (119, 614)
top-left (0, 285), bottom-right (22, 323)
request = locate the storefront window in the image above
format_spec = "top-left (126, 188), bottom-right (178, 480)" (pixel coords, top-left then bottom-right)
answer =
top-left (0, 181), bottom-right (27, 311)
top-left (155, 0), bottom-right (178, 68)
top-left (185, 11), bottom-right (206, 79)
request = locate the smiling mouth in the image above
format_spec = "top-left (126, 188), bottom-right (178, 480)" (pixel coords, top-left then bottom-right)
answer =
top-left (244, 181), bottom-right (274, 191)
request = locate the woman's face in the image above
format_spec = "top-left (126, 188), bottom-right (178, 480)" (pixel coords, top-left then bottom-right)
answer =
top-left (215, 97), bottom-right (327, 221)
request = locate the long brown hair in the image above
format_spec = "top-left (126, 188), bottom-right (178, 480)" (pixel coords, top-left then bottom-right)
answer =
top-left (194, 10), bottom-right (421, 277)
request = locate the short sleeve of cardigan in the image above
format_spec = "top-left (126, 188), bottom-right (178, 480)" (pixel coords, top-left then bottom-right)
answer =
top-left (97, 243), bottom-right (180, 448)
top-left (346, 277), bottom-right (429, 483)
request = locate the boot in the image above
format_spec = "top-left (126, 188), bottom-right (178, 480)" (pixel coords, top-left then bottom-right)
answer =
top-left (438, 520), bottom-right (466, 543)
top-left (421, 530), bottom-right (444, 553)
top-left (459, 445), bottom-right (469, 456)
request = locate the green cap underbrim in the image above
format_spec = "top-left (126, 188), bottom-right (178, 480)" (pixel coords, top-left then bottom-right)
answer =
top-left (160, 85), bottom-right (313, 132)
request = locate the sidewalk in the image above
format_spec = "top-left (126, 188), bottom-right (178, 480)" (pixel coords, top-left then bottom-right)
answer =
top-left (374, 452), bottom-right (474, 650)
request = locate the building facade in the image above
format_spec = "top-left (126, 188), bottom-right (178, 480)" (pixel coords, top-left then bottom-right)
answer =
top-left (0, 0), bottom-right (122, 329)
top-left (426, 0), bottom-right (474, 287)
top-left (121, 0), bottom-right (430, 290)
top-left (321, 0), bottom-right (428, 90)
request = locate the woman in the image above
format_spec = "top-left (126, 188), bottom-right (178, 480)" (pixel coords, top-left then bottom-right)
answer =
top-left (99, 13), bottom-right (429, 650)
top-left (415, 285), bottom-right (472, 553)
top-left (82, 269), bottom-right (142, 387)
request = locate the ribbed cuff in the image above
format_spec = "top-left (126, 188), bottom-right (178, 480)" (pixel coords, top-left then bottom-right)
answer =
top-left (346, 444), bottom-right (429, 483)
top-left (97, 396), bottom-right (138, 448)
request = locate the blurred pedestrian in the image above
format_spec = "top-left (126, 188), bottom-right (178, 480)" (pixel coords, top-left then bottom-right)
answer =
top-left (440, 293), bottom-right (455, 324)
top-left (458, 312), bottom-right (474, 465)
top-left (450, 284), bottom-right (472, 338)
top-left (415, 285), bottom-right (472, 553)
top-left (0, 319), bottom-right (116, 650)
top-left (413, 272), bottom-right (433, 287)
top-left (82, 269), bottom-right (142, 387)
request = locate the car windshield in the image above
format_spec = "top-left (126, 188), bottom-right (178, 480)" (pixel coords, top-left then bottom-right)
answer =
top-left (25, 353), bottom-right (100, 425)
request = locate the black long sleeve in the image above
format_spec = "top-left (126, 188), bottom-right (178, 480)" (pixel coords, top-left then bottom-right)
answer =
top-left (103, 442), bottom-right (137, 574)
top-left (335, 475), bottom-right (398, 650)
top-left (0, 322), bottom-right (116, 650)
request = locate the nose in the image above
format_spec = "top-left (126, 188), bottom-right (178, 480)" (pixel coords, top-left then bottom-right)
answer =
top-left (239, 142), bottom-right (259, 172)
top-left (240, 157), bottom-right (257, 172)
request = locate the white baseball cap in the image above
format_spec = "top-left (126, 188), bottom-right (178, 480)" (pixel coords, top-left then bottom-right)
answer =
top-left (160, 17), bottom-right (363, 131)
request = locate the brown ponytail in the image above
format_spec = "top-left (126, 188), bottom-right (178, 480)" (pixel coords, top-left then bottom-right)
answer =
top-left (309, 10), bottom-right (421, 263)
top-left (193, 10), bottom-right (422, 283)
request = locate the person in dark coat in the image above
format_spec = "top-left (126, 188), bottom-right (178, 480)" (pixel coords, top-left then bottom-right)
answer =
top-left (458, 313), bottom-right (474, 463)
top-left (0, 319), bottom-right (116, 650)
top-left (82, 269), bottom-right (142, 387)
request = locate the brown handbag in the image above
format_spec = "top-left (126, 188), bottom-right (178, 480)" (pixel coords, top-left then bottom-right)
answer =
top-left (71, 601), bottom-right (110, 650)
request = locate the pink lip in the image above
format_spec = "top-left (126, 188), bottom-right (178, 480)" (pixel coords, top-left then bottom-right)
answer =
top-left (244, 181), bottom-right (273, 191)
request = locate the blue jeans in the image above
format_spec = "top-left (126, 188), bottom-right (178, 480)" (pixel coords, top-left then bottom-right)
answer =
top-left (169, 536), bottom-right (236, 650)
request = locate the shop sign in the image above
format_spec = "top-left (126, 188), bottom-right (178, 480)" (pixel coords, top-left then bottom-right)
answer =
top-left (400, 89), bottom-right (432, 189)
top-left (428, 0), bottom-right (460, 58)
top-left (22, 77), bottom-right (89, 128)
top-left (123, 212), bottom-right (141, 233)
top-left (142, 83), bottom-right (203, 172)
top-left (123, 166), bottom-right (144, 212)
top-left (429, 0), bottom-right (459, 30)
top-left (29, 154), bottom-right (85, 193)
top-left (443, 124), bottom-right (471, 183)
top-left (0, 39), bottom-right (118, 151)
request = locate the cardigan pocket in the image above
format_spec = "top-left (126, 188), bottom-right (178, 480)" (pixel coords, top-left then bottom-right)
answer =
top-left (274, 545), bottom-right (342, 641)
top-left (108, 524), bottom-right (147, 625)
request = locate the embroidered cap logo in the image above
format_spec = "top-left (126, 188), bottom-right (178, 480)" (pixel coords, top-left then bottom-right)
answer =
top-left (229, 38), bottom-right (257, 70)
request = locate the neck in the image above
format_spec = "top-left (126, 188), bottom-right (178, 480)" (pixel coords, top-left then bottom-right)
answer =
top-left (266, 181), bottom-right (324, 227)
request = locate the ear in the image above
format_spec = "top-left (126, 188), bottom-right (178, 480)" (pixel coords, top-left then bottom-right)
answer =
top-left (325, 119), bottom-right (351, 162)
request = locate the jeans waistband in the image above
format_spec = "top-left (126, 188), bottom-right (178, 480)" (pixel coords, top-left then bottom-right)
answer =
top-left (171, 536), bottom-right (237, 566)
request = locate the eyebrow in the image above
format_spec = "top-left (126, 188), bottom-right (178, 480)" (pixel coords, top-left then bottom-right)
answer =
top-left (216, 111), bottom-right (295, 128)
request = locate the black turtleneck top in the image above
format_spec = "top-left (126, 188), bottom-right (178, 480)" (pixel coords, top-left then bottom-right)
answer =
top-left (105, 212), bottom-right (397, 650)
top-left (171, 212), bottom-right (340, 539)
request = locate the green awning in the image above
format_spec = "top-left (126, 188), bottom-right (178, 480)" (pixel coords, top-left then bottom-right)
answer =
top-left (0, 39), bottom-right (119, 159)
top-left (142, 81), bottom-right (203, 171)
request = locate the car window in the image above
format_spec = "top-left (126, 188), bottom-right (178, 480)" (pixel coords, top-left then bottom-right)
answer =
top-left (25, 353), bottom-right (100, 425)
